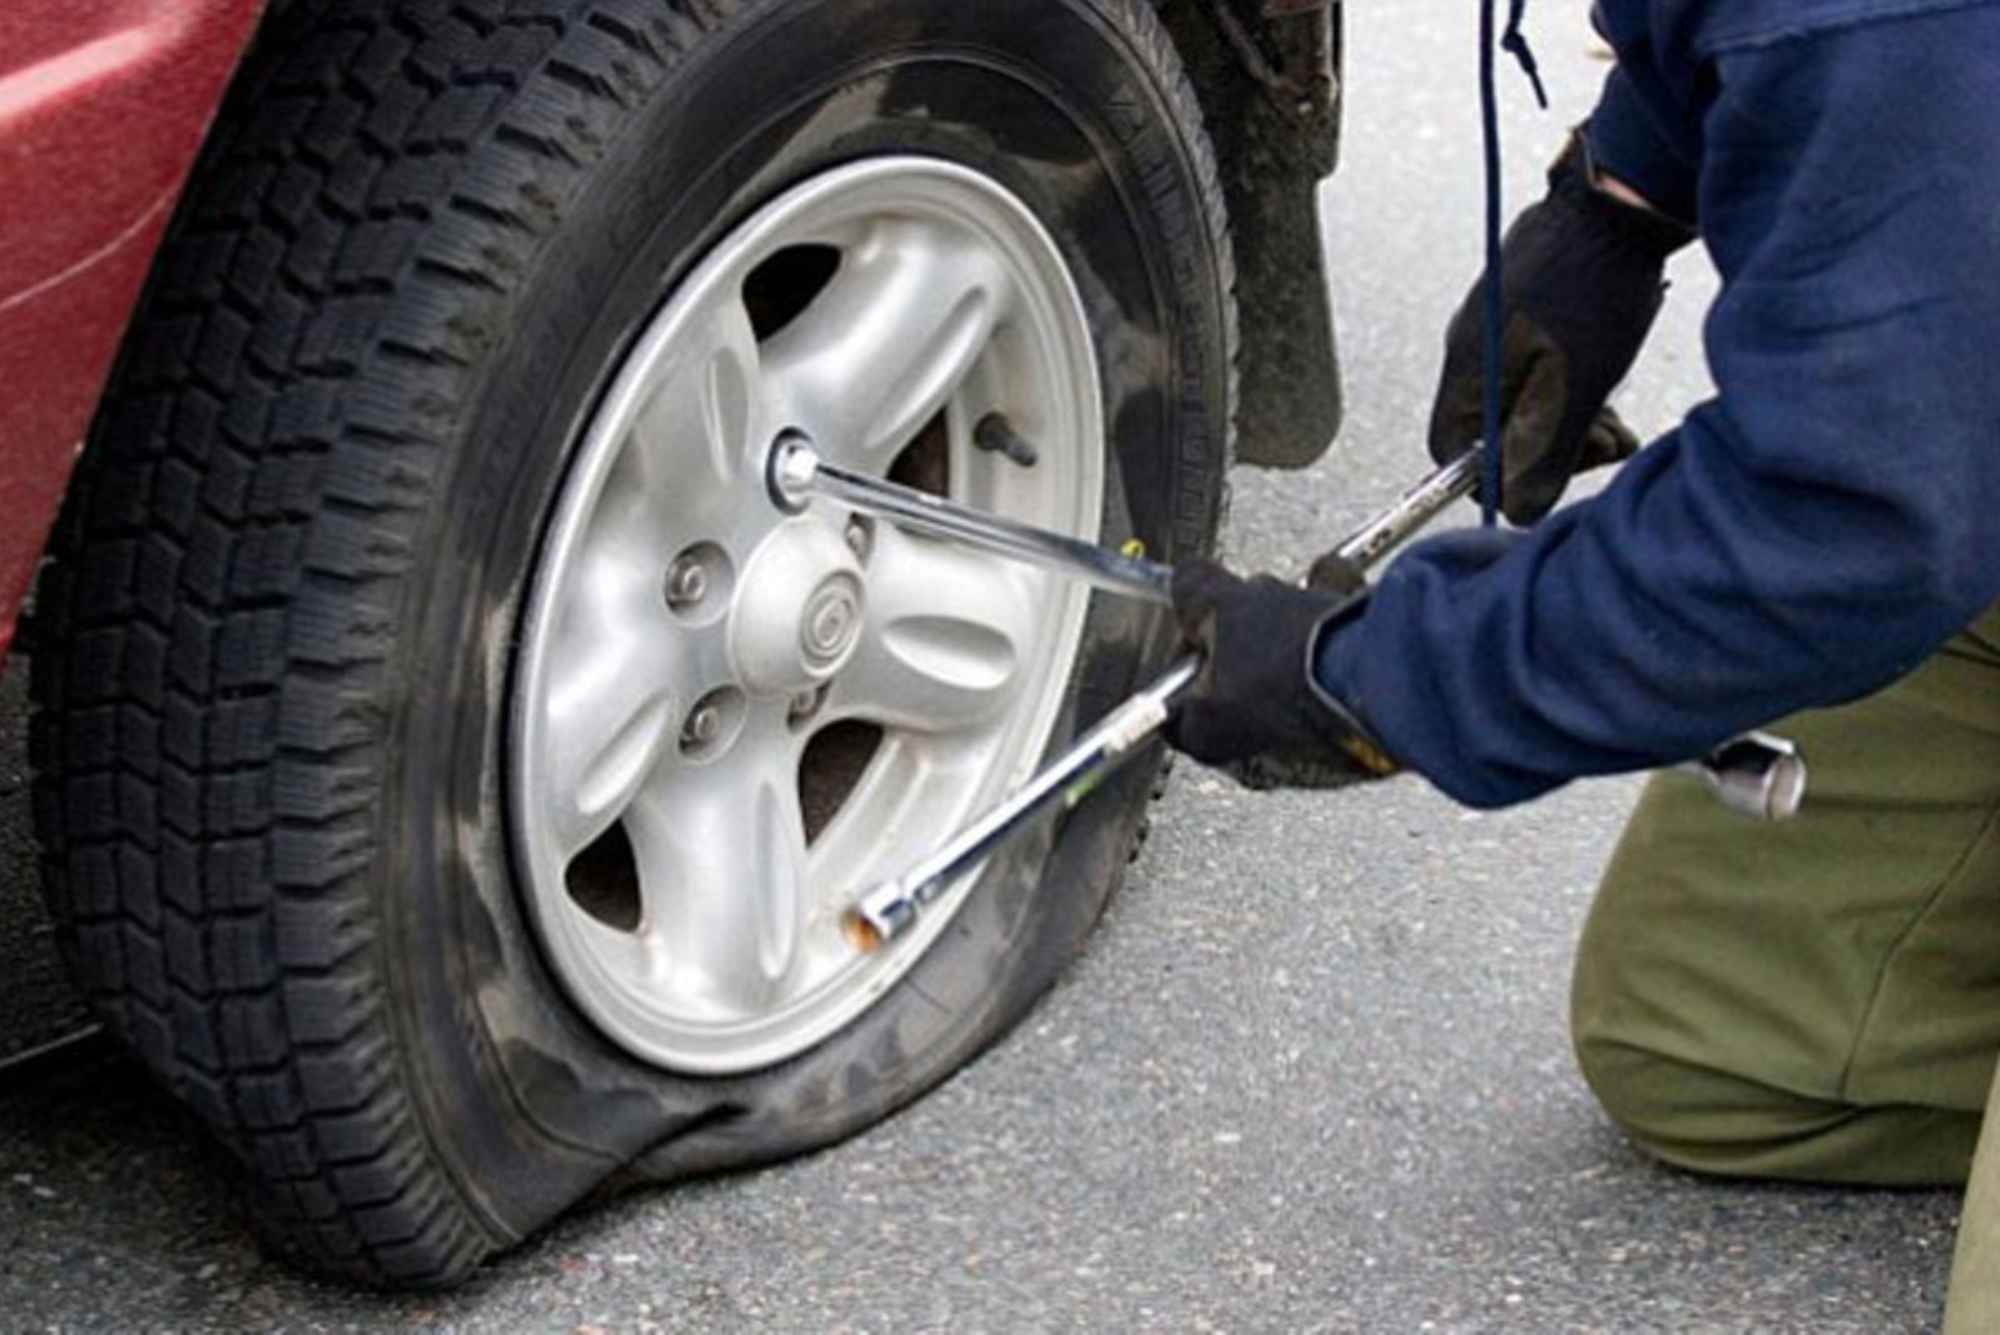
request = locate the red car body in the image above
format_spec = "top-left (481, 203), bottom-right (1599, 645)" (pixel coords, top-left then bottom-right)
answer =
top-left (0, 0), bottom-right (264, 659)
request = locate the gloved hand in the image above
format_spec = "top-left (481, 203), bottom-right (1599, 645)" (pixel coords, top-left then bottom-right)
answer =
top-left (1163, 555), bottom-right (1399, 791)
top-left (1429, 130), bottom-right (1693, 525)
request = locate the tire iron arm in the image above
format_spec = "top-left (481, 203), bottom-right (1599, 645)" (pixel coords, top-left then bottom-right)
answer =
top-left (764, 439), bottom-right (1808, 954)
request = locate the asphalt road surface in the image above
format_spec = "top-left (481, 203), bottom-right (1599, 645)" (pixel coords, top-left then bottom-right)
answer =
top-left (0, 8), bottom-right (1963, 1332)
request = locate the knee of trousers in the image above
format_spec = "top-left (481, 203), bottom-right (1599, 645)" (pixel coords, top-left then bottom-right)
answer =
top-left (1571, 1008), bottom-right (1981, 1186)
top-left (1570, 1023), bottom-right (1763, 1172)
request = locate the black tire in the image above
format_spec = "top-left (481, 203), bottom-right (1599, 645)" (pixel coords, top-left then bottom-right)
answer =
top-left (30, 0), bottom-right (1235, 1287)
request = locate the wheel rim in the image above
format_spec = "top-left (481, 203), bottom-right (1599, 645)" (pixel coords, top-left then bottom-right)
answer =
top-left (510, 158), bottom-right (1104, 1074)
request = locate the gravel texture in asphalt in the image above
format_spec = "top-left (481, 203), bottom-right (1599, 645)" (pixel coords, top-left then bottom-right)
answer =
top-left (0, 6), bottom-right (1962, 1331)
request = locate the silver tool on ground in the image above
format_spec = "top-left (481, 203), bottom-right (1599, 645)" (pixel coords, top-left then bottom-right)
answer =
top-left (762, 438), bottom-right (1810, 953)
top-left (1685, 730), bottom-right (1806, 823)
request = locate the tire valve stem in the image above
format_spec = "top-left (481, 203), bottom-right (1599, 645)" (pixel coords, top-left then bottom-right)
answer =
top-left (973, 412), bottom-right (1039, 468)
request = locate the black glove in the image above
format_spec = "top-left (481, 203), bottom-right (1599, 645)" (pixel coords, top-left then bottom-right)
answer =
top-left (1429, 131), bottom-right (1693, 525)
top-left (1163, 557), bottom-right (1399, 791)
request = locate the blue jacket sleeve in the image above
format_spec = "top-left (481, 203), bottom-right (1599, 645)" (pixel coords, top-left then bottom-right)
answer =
top-left (1585, 64), bottom-right (1698, 226)
top-left (1321, 9), bottom-right (2000, 808)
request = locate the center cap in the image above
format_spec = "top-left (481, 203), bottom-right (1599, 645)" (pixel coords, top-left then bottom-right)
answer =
top-left (731, 518), bottom-right (868, 696)
top-left (801, 581), bottom-right (861, 666)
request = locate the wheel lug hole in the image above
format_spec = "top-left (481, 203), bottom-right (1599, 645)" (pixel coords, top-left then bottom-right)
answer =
top-left (663, 542), bottom-right (733, 622)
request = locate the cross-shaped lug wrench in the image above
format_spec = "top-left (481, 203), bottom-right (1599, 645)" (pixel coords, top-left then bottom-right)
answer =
top-left (766, 434), bottom-right (1806, 954)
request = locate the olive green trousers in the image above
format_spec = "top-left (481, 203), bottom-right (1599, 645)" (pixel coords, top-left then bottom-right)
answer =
top-left (1570, 605), bottom-right (2000, 1332)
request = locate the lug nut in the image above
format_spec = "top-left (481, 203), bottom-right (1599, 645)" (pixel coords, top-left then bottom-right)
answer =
top-left (681, 704), bottom-right (722, 750)
top-left (844, 516), bottom-right (873, 563)
top-left (665, 555), bottom-right (708, 609)
top-left (676, 687), bottom-right (744, 759)
top-left (788, 687), bottom-right (825, 727)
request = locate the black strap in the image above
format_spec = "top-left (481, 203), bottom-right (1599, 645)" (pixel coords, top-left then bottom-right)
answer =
top-left (1477, 0), bottom-right (1548, 525)
top-left (1503, 0), bottom-right (1550, 111)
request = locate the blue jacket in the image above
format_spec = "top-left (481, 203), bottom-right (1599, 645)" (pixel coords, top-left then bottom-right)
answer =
top-left (1320, 0), bottom-right (2000, 807)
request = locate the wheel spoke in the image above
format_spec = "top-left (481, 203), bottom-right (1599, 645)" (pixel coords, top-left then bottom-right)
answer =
top-left (623, 715), bottom-right (811, 1016)
top-left (805, 734), bottom-right (962, 892)
top-left (537, 602), bottom-right (686, 859)
top-left (626, 290), bottom-right (764, 496)
top-left (764, 219), bottom-right (1013, 471)
top-left (833, 523), bottom-right (1037, 735)
top-left (508, 158), bottom-right (1107, 1071)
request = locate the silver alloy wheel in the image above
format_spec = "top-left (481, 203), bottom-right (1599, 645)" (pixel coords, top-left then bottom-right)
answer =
top-left (510, 158), bottom-right (1105, 1074)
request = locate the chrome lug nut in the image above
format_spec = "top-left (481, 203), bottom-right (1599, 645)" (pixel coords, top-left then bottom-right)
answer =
top-left (665, 554), bottom-right (709, 609)
top-left (675, 687), bottom-right (745, 760)
top-left (788, 686), bottom-right (826, 727)
top-left (681, 704), bottom-right (722, 750)
top-left (844, 516), bottom-right (873, 563)
top-left (767, 431), bottom-right (819, 513)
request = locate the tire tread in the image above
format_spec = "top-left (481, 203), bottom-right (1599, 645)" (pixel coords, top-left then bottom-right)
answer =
top-left (31, 0), bottom-right (1232, 1290)
top-left (32, 0), bottom-right (738, 1288)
